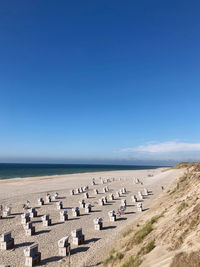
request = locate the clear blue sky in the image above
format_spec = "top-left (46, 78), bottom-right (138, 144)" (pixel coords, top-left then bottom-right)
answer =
top-left (1, 1), bottom-right (200, 164)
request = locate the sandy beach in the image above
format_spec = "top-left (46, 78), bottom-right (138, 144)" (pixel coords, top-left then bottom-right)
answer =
top-left (0, 168), bottom-right (183, 267)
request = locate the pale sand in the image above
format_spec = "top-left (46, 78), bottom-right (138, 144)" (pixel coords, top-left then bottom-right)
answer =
top-left (0, 168), bottom-right (181, 267)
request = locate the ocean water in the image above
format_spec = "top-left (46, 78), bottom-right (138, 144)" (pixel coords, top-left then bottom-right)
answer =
top-left (0, 163), bottom-right (160, 180)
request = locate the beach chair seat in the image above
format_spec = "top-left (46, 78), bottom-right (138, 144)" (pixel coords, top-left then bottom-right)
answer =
top-left (58, 236), bottom-right (70, 256)
top-left (71, 228), bottom-right (84, 245)
top-left (0, 232), bottom-right (14, 250)
top-left (24, 243), bottom-right (41, 266)
top-left (93, 217), bottom-right (103, 230)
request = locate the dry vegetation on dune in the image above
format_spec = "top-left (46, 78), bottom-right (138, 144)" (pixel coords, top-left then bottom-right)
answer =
top-left (170, 161), bottom-right (200, 171)
top-left (170, 251), bottom-right (200, 267)
top-left (101, 163), bottom-right (200, 267)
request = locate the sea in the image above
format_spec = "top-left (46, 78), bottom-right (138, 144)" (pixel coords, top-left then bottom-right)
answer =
top-left (0, 163), bottom-right (160, 180)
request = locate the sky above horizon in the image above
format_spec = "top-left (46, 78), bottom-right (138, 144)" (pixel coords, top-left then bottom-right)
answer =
top-left (1, 1), bottom-right (200, 165)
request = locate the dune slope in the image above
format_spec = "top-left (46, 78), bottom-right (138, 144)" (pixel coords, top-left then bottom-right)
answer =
top-left (101, 163), bottom-right (200, 267)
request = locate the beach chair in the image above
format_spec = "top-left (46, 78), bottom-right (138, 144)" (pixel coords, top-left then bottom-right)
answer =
top-left (121, 199), bottom-right (127, 206)
top-left (60, 210), bottom-right (68, 221)
top-left (99, 198), bottom-right (104, 206)
top-left (116, 191), bottom-right (120, 197)
top-left (3, 205), bottom-right (12, 217)
top-left (72, 207), bottom-right (80, 217)
top-left (122, 187), bottom-right (126, 194)
top-left (93, 217), bottom-right (103, 230)
top-left (144, 188), bottom-right (149, 195)
top-left (46, 195), bottom-right (51, 203)
top-left (0, 232), bottom-right (14, 250)
top-left (52, 192), bottom-right (59, 201)
top-left (23, 222), bottom-right (35, 236)
top-left (38, 198), bottom-right (44, 206)
top-left (108, 210), bottom-right (116, 221)
top-left (109, 194), bottom-right (114, 200)
top-left (131, 195), bottom-right (137, 202)
top-left (79, 200), bottom-right (85, 208)
top-left (84, 192), bottom-right (89, 199)
top-left (71, 228), bottom-right (84, 245)
top-left (24, 243), bottom-right (41, 267)
top-left (85, 203), bottom-right (92, 213)
top-left (56, 201), bottom-right (63, 210)
top-left (75, 188), bottom-right (80, 194)
top-left (21, 213), bottom-right (31, 224)
top-left (42, 214), bottom-right (51, 226)
top-left (58, 236), bottom-right (70, 256)
top-left (28, 208), bottom-right (37, 218)
top-left (137, 203), bottom-right (143, 212)
top-left (94, 189), bottom-right (98, 194)
top-left (102, 196), bottom-right (107, 203)
top-left (138, 191), bottom-right (143, 200)
top-left (23, 200), bottom-right (30, 210)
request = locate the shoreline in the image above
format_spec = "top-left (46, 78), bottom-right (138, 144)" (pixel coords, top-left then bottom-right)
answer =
top-left (0, 167), bottom-right (166, 184)
top-left (0, 163), bottom-right (165, 181)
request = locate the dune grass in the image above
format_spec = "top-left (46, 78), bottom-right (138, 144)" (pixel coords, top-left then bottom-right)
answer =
top-left (123, 227), bottom-right (133, 237)
top-left (126, 213), bottom-right (164, 250)
top-left (177, 202), bottom-right (188, 214)
top-left (133, 221), bottom-right (154, 244)
top-left (103, 249), bottom-right (124, 265)
top-left (145, 240), bottom-right (155, 254)
top-left (170, 162), bottom-right (200, 169)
